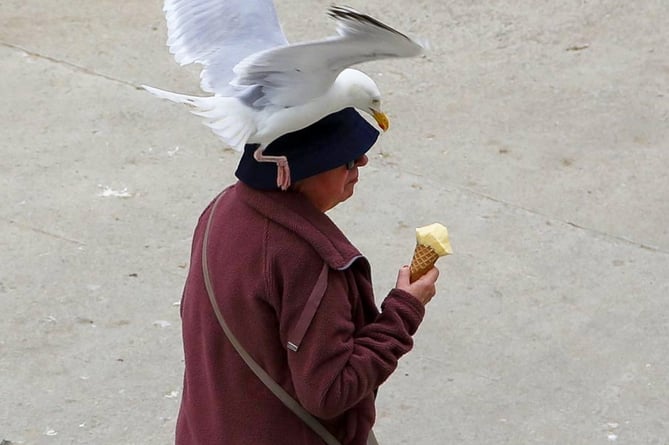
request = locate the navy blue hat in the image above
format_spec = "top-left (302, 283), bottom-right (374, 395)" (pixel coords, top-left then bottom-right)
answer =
top-left (235, 108), bottom-right (380, 190)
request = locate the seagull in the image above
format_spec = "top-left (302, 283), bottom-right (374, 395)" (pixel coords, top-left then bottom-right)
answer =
top-left (143, 1), bottom-right (425, 190)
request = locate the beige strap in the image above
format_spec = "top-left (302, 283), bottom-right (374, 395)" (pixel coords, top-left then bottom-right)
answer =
top-left (287, 262), bottom-right (329, 352)
top-left (202, 192), bottom-right (342, 445)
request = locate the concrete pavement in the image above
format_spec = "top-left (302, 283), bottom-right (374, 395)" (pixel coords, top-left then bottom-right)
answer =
top-left (1, 0), bottom-right (668, 443)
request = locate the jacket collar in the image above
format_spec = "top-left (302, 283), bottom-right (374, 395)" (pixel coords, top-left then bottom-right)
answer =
top-left (234, 182), bottom-right (364, 270)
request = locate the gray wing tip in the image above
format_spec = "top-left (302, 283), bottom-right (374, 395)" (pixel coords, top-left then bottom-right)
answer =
top-left (328, 5), bottom-right (403, 35)
top-left (327, 5), bottom-right (425, 50)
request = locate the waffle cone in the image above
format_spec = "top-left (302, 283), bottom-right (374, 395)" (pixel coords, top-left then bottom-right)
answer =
top-left (410, 244), bottom-right (440, 282)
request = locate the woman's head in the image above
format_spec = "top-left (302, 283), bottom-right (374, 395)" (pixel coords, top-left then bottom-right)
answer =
top-left (292, 154), bottom-right (369, 211)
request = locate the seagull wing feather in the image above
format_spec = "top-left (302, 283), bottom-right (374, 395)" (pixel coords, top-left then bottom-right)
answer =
top-left (232, 6), bottom-right (425, 107)
top-left (164, 0), bottom-right (288, 94)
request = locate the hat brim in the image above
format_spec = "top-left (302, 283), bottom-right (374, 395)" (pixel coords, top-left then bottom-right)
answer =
top-left (236, 108), bottom-right (380, 190)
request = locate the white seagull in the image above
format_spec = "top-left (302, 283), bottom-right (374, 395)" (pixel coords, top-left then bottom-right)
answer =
top-left (143, 1), bottom-right (425, 189)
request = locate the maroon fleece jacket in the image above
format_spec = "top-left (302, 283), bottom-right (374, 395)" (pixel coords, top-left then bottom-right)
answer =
top-left (175, 182), bottom-right (425, 445)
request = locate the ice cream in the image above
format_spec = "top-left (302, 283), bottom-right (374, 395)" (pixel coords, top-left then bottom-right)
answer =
top-left (410, 223), bottom-right (452, 282)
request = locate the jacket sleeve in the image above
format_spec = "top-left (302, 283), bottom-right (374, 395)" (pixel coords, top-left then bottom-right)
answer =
top-left (281, 262), bottom-right (426, 420)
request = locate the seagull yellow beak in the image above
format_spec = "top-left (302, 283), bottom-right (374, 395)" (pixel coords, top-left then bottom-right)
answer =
top-left (372, 110), bottom-right (389, 132)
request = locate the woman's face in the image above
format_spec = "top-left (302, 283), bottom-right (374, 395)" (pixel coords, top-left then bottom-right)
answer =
top-left (294, 155), bottom-right (369, 212)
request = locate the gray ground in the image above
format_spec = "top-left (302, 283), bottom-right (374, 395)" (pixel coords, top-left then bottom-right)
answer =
top-left (1, 0), bottom-right (668, 444)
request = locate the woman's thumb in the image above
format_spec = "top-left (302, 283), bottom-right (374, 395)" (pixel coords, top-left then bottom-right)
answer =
top-left (397, 265), bottom-right (411, 285)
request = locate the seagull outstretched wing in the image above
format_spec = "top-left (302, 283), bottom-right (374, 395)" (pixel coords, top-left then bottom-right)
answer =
top-left (164, 0), bottom-right (289, 94)
top-left (231, 6), bottom-right (425, 107)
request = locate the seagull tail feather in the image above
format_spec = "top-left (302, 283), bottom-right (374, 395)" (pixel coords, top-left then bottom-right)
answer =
top-left (201, 98), bottom-right (255, 152)
top-left (141, 85), bottom-right (207, 108)
top-left (142, 85), bottom-right (255, 152)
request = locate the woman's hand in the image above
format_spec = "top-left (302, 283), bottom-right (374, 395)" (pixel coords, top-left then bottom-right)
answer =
top-left (395, 265), bottom-right (439, 305)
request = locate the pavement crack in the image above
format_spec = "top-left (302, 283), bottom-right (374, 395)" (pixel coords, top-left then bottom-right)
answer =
top-left (563, 220), bottom-right (667, 255)
top-left (474, 191), bottom-right (668, 254)
top-left (1, 41), bottom-right (140, 90)
top-left (396, 164), bottom-right (669, 255)
top-left (3, 218), bottom-right (86, 247)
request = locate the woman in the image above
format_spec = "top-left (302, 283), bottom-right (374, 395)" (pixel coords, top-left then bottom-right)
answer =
top-left (176, 108), bottom-right (440, 445)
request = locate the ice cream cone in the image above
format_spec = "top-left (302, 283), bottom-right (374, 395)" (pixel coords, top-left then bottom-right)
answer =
top-left (410, 244), bottom-right (440, 282)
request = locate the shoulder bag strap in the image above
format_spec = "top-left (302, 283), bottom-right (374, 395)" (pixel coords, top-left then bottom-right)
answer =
top-left (201, 192), bottom-right (343, 445)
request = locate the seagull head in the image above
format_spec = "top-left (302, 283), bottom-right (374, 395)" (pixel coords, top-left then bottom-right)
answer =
top-left (338, 69), bottom-right (389, 132)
